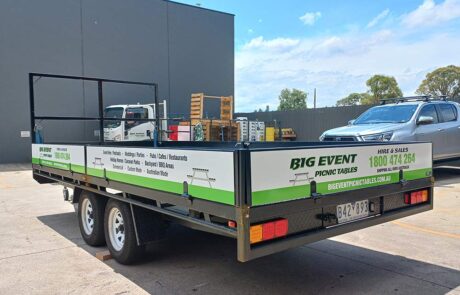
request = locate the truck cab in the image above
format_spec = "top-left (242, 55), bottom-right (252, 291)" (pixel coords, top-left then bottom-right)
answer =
top-left (103, 101), bottom-right (167, 141)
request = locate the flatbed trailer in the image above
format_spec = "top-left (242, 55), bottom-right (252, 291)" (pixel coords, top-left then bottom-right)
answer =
top-left (29, 74), bottom-right (434, 264)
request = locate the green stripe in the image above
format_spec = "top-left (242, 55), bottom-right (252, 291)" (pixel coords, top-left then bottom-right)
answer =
top-left (252, 169), bottom-right (431, 206)
top-left (87, 167), bottom-right (104, 178)
top-left (72, 164), bottom-right (86, 174)
top-left (87, 168), bottom-right (234, 205)
top-left (252, 184), bottom-right (311, 206)
top-left (32, 157), bottom-right (85, 173)
top-left (404, 168), bottom-right (432, 180)
top-left (35, 159), bottom-right (70, 170)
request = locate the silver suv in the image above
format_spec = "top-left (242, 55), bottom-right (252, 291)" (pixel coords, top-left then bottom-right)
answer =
top-left (319, 98), bottom-right (460, 161)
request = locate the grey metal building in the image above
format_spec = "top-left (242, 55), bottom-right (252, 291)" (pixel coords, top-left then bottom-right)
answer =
top-left (0, 0), bottom-right (234, 163)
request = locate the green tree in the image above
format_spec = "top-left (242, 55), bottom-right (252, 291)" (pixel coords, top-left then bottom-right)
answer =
top-left (265, 105), bottom-right (270, 112)
top-left (365, 75), bottom-right (403, 104)
top-left (278, 88), bottom-right (307, 111)
top-left (416, 65), bottom-right (460, 98)
top-left (336, 93), bottom-right (371, 106)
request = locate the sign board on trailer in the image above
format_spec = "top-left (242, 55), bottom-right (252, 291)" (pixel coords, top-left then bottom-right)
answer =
top-left (250, 143), bottom-right (432, 205)
top-left (32, 144), bottom-right (85, 174)
top-left (32, 142), bottom-right (432, 207)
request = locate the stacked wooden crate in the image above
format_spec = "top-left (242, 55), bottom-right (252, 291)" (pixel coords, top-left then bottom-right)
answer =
top-left (181, 93), bottom-right (239, 141)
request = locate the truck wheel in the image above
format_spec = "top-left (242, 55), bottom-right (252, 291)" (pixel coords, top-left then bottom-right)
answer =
top-left (104, 199), bottom-right (145, 264)
top-left (78, 191), bottom-right (106, 246)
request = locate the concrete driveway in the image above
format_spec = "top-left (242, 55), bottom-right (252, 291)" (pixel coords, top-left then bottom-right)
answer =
top-left (0, 165), bottom-right (459, 294)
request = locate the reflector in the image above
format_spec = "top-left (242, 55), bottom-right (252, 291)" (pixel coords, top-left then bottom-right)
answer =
top-left (228, 220), bottom-right (237, 228)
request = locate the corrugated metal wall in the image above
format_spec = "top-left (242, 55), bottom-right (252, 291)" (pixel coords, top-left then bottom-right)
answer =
top-left (236, 105), bottom-right (373, 141)
top-left (237, 99), bottom-right (460, 142)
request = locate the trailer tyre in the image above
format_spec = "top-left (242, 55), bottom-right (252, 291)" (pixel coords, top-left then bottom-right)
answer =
top-left (104, 199), bottom-right (145, 264)
top-left (78, 191), bottom-right (106, 246)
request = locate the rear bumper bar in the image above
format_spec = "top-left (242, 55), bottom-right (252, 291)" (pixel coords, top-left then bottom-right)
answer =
top-left (240, 202), bottom-right (432, 262)
top-left (237, 177), bottom-right (433, 262)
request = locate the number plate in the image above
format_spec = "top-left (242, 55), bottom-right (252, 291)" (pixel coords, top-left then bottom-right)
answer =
top-left (336, 200), bottom-right (369, 224)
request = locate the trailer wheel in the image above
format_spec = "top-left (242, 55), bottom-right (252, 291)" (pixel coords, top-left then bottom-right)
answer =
top-left (78, 191), bottom-right (106, 246)
top-left (104, 199), bottom-right (145, 264)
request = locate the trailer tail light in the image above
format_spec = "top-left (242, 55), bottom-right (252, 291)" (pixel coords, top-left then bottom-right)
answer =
top-left (422, 190), bottom-right (429, 202)
top-left (250, 219), bottom-right (289, 244)
top-left (404, 189), bottom-right (429, 205)
top-left (250, 225), bottom-right (263, 244)
top-left (274, 219), bottom-right (288, 237)
top-left (262, 222), bottom-right (275, 240)
top-left (227, 220), bottom-right (237, 228)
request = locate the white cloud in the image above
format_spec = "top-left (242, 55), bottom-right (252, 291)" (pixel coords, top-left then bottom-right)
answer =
top-left (402, 0), bottom-right (460, 27)
top-left (367, 9), bottom-right (390, 28)
top-left (299, 11), bottom-right (322, 25)
top-left (242, 36), bottom-right (300, 51)
top-left (235, 31), bottom-right (460, 112)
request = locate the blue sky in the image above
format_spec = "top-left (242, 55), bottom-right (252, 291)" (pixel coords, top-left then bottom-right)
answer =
top-left (176, 0), bottom-right (460, 111)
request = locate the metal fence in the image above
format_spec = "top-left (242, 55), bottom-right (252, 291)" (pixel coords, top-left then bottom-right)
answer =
top-left (236, 105), bottom-right (376, 141)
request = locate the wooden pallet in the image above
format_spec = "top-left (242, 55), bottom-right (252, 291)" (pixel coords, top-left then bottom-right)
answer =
top-left (184, 93), bottom-right (236, 141)
top-left (220, 96), bottom-right (233, 121)
top-left (190, 93), bottom-right (233, 121)
top-left (190, 93), bottom-right (204, 120)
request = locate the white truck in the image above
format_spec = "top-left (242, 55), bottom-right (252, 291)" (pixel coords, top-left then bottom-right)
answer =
top-left (103, 101), bottom-right (168, 141)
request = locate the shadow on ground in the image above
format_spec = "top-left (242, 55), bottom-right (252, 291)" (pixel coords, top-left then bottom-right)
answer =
top-left (0, 163), bottom-right (31, 172)
top-left (38, 210), bottom-right (460, 295)
top-left (433, 167), bottom-right (460, 188)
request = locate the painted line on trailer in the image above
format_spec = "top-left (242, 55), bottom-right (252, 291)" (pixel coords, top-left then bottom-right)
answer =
top-left (391, 220), bottom-right (460, 240)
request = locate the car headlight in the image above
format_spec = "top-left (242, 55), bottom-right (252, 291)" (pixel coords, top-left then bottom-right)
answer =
top-left (361, 132), bottom-right (393, 141)
top-left (113, 134), bottom-right (122, 141)
top-left (319, 133), bottom-right (326, 141)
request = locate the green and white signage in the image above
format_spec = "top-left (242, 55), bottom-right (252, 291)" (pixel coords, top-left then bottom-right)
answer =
top-left (32, 142), bottom-right (432, 207)
top-left (86, 147), bottom-right (235, 205)
top-left (32, 144), bottom-right (85, 173)
top-left (250, 143), bottom-right (432, 206)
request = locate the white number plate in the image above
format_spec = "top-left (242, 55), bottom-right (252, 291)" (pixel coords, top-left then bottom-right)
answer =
top-left (336, 200), bottom-right (369, 224)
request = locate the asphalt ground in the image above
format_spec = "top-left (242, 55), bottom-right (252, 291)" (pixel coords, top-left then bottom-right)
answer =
top-left (0, 165), bottom-right (459, 294)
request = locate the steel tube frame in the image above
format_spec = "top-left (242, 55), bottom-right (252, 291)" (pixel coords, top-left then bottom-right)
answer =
top-left (29, 72), bottom-right (159, 144)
